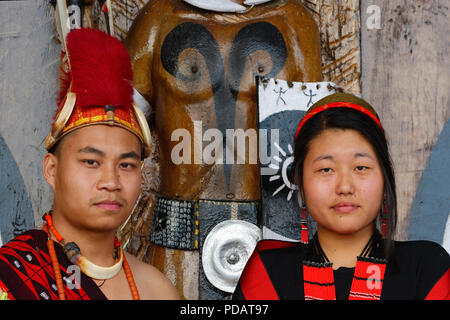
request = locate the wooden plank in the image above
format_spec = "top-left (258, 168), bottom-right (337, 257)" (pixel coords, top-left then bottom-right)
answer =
top-left (0, 0), bottom-right (58, 240)
top-left (304, 0), bottom-right (361, 94)
top-left (361, 0), bottom-right (450, 240)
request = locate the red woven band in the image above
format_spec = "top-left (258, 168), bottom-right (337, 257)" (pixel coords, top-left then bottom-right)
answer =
top-left (295, 101), bottom-right (383, 140)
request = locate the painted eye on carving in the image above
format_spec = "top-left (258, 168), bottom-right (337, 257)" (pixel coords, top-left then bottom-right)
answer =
top-left (176, 49), bottom-right (205, 81)
top-left (247, 50), bottom-right (274, 78)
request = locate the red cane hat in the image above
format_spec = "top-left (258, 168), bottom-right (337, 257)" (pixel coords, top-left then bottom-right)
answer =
top-left (45, 28), bottom-right (151, 158)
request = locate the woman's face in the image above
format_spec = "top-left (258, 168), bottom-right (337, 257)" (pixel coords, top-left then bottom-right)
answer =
top-left (302, 128), bottom-right (384, 236)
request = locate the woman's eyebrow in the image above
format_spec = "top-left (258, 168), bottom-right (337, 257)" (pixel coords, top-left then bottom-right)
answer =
top-left (312, 152), bottom-right (375, 163)
top-left (312, 154), bottom-right (333, 163)
top-left (354, 152), bottom-right (374, 160)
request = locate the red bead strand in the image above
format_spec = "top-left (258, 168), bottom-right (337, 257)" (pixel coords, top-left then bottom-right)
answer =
top-left (42, 212), bottom-right (140, 300)
top-left (43, 223), bottom-right (66, 300)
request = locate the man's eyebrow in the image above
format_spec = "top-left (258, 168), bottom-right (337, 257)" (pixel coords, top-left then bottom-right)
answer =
top-left (78, 146), bottom-right (105, 157)
top-left (78, 147), bottom-right (140, 160)
top-left (119, 151), bottom-right (140, 160)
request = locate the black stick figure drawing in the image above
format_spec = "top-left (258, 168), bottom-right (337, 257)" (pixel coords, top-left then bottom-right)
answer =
top-left (274, 87), bottom-right (287, 105)
top-left (302, 88), bottom-right (317, 108)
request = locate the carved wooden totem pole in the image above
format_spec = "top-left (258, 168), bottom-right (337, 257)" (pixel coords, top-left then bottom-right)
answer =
top-left (125, 0), bottom-right (323, 299)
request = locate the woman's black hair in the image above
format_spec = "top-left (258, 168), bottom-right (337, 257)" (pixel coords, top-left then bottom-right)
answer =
top-left (290, 105), bottom-right (397, 262)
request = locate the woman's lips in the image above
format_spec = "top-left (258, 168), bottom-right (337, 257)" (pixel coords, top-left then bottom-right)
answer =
top-left (332, 202), bottom-right (359, 213)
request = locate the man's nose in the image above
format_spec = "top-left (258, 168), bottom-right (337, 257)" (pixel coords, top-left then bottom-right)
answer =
top-left (97, 164), bottom-right (121, 191)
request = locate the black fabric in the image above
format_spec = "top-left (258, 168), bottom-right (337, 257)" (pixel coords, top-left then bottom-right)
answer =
top-left (333, 267), bottom-right (354, 300)
top-left (233, 238), bottom-right (450, 300)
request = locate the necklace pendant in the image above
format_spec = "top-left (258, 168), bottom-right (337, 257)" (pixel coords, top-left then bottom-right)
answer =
top-left (64, 241), bottom-right (81, 265)
top-left (77, 247), bottom-right (124, 280)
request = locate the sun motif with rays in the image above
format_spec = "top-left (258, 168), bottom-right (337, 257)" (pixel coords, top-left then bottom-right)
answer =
top-left (267, 141), bottom-right (297, 201)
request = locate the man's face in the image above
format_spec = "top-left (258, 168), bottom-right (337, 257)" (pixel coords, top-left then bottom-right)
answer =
top-left (43, 125), bottom-right (142, 233)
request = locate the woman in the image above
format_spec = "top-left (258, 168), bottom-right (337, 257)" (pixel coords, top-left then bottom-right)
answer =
top-left (233, 92), bottom-right (449, 300)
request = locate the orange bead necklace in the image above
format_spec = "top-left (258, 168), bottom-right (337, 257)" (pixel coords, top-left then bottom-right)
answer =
top-left (42, 212), bottom-right (140, 300)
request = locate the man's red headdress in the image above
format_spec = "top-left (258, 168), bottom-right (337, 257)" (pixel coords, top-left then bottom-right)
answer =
top-left (45, 28), bottom-right (151, 158)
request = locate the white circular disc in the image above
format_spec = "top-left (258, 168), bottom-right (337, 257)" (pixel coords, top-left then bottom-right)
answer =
top-left (202, 220), bottom-right (261, 293)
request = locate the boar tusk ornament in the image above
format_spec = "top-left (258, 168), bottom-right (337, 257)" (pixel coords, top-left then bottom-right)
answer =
top-left (201, 220), bottom-right (262, 293)
top-left (243, 0), bottom-right (272, 5)
top-left (183, 0), bottom-right (273, 13)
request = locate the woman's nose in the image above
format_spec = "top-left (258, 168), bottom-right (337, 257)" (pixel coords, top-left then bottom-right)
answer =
top-left (335, 170), bottom-right (355, 196)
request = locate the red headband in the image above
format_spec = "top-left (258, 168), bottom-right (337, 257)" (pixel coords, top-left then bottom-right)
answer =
top-left (295, 101), bottom-right (383, 140)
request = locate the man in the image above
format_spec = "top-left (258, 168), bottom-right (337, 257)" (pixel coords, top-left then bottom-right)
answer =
top-left (0, 28), bottom-right (179, 300)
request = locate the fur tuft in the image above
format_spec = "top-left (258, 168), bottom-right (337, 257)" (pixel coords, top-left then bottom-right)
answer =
top-left (65, 28), bottom-right (133, 110)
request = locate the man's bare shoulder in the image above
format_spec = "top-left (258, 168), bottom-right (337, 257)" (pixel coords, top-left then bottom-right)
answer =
top-left (125, 252), bottom-right (180, 300)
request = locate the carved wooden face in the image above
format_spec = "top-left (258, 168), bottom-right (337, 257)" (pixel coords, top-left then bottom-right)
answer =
top-left (126, 0), bottom-right (322, 200)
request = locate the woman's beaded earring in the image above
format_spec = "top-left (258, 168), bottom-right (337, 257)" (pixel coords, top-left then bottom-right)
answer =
top-left (381, 200), bottom-right (387, 238)
top-left (301, 201), bottom-right (309, 244)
